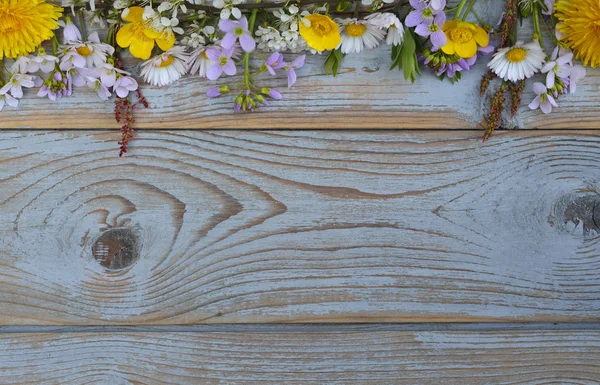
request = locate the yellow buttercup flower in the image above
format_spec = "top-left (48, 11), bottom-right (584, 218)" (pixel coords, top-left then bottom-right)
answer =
top-left (299, 14), bottom-right (341, 52)
top-left (441, 20), bottom-right (489, 59)
top-left (116, 6), bottom-right (175, 60)
top-left (555, 0), bottom-right (600, 68)
top-left (0, 0), bottom-right (62, 59)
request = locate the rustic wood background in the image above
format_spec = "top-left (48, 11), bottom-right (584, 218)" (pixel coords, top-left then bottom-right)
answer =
top-left (1, 1), bottom-right (599, 382)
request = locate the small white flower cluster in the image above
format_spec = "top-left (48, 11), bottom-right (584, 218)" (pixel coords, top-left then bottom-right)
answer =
top-left (143, 5), bottom-right (185, 35)
top-left (255, 26), bottom-right (310, 53)
top-left (212, 0), bottom-right (245, 20)
top-left (256, 4), bottom-right (313, 53)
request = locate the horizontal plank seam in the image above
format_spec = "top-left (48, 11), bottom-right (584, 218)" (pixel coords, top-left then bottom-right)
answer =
top-left (0, 128), bottom-right (597, 132)
top-left (2, 323), bottom-right (600, 334)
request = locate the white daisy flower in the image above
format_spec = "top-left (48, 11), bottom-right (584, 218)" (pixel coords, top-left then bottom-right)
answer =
top-left (365, 12), bottom-right (404, 46)
top-left (60, 32), bottom-right (115, 70)
top-left (337, 18), bottom-right (385, 54)
top-left (487, 40), bottom-right (546, 83)
top-left (188, 47), bottom-right (213, 77)
top-left (141, 46), bottom-right (189, 87)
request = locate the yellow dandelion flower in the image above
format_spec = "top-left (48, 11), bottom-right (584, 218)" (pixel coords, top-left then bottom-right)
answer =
top-left (555, 0), bottom-right (600, 68)
top-left (0, 0), bottom-right (62, 59)
top-left (441, 20), bottom-right (489, 59)
top-left (299, 14), bottom-right (341, 52)
top-left (116, 6), bottom-right (175, 60)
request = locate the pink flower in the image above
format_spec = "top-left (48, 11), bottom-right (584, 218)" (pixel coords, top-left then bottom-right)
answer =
top-left (206, 47), bottom-right (236, 80)
top-left (219, 16), bottom-right (255, 52)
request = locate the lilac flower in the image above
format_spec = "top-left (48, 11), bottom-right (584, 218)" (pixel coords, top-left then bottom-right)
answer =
top-left (62, 17), bottom-right (82, 44)
top-left (405, 0), bottom-right (446, 28)
top-left (114, 76), bottom-right (139, 98)
top-left (568, 65), bottom-right (586, 94)
top-left (0, 92), bottom-right (18, 111)
top-left (542, 52), bottom-right (572, 89)
top-left (415, 12), bottom-right (447, 48)
top-left (261, 87), bottom-right (282, 99)
top-left (28, 54), bottom-right (59, 73)
top-left (219, 16), bottom-right (255, 52)
top-left (286, 55), bottom-right (305, 88)
top-left (85, 76), bottom-right (111, 100)
top-left (0, 74), bottom-right (40, 98)
top-left (529, 82), bottom-right (558, 114)
top-left (264, 52), bottom-right (286, 76)
top-left (207, 85), bottom-right (230, 98)
top-left (38, 71), bottom-right (71, 101)
top-left (206, 47), bottom-right (236, 80)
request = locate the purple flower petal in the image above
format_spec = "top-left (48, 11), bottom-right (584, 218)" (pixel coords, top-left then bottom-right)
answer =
top-left (291, 55), bottom-right (305, 68)
top-left (219, 19), bottom-right (236, 33)
top-left (269, 88), bottom-right (282, 99)
top-left (238, 16), bottom-right (248, 30)
top-left (207, 87), bottom-right (221, 98)
top-left (528, 95), bottom-right (541, 110)
top-left (266, 52), bottom-right (280, 65)
top-left (222, 60), bottom-right (236, 76)
top-left (414, 23), bottom-right (431, 37)
top-left (430, 30), bottom-right (447, 47)
top-left (532, 82), bottom-right (547, 95)
top-left (409, 0), bottom-right (426, 10)
top-left (267, 65), bottom-right (276, 76)
top-left (540, 100), bottom-right (552, 114)
top-left (205, 47), bottom-right (221, 61)
top-left (207, 64), bottom-right (223, 80)
top-left (434, 11), bottom-right (446, 25)
top-left (405, 10), bottom-right (424, 27)
top-left (239, 33), bottom-right (256, 52)
top-left (287, 68), bottom-right (297, 88)
top-left (220, 33), bottom-right (237, 50)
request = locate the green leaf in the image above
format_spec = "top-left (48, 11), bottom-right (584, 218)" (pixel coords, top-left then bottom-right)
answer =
top-left (324, 48), bottom-right (345, 77)
top-left (390, 27), bottom-right (421, 83)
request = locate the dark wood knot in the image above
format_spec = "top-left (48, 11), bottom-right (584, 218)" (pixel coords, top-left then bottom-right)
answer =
top-left (550, 193), bottom-right (600, 237)
top-left (92, 228), bottom-right (140, 270)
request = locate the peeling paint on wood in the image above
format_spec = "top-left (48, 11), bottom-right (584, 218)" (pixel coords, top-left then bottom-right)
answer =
top-left (0, 330), bottom-right (599, 384)
top-left (0, 130), bottom-right (598, 325)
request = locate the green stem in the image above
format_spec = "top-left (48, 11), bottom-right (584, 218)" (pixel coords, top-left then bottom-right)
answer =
top-left (51, 34), bottom-right (60, 56)
top-left (454, 0), bottom-right (470, 19)
top-left (243, 9), bottom-right (258, 89)
top-left (461, 0), bottom-right (478, 21)
top-left (532, 4), bottom-right (546, 51)
top-left (78, 10), bottom-right (88, 39)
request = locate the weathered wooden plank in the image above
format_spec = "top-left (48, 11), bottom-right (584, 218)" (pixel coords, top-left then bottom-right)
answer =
top-left (2, 48), bottom-right (598, 129)
top-left (0, 130), bottom-right (599, 325)
top-left (1, 330), bottom-right (599, 384)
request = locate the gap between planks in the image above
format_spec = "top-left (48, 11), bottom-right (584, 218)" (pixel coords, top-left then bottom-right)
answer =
top-left (1, 322), bottom-right (600, 334)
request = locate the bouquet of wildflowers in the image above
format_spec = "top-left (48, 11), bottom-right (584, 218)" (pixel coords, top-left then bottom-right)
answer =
top-left (0, 0), bottom-right (596, 153)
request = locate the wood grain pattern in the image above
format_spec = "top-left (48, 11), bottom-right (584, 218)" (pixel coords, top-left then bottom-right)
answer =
top-left (1, 330), bottom-right (599, 384)
top-left (0, 0), bottom-right (598, 129)
top-left (2, 48), bottom-right (598, 129)
top-left (0, 130), bottom-right (598, 325)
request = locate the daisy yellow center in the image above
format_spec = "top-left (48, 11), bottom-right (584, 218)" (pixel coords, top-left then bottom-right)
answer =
top-left (158, 55), bottom-right (174, 68)
top-left (450, 28), bottom-right (473, 44)
top-left (505, 47), bottom-right (527, 63)
top-left (346, 23), bottom-right (366, 37)
top-left (76, 45), bottom-right (93, 56)
top-left (202, 50), bottom-right (209, 60)
top-left (555, 0), bottom-right (600, 68)
top-left (0, 0), bottom-right (62, 59)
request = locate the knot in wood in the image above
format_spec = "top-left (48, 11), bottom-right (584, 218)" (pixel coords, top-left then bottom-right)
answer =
top-left (92, 228), bottom-right (140, 270)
